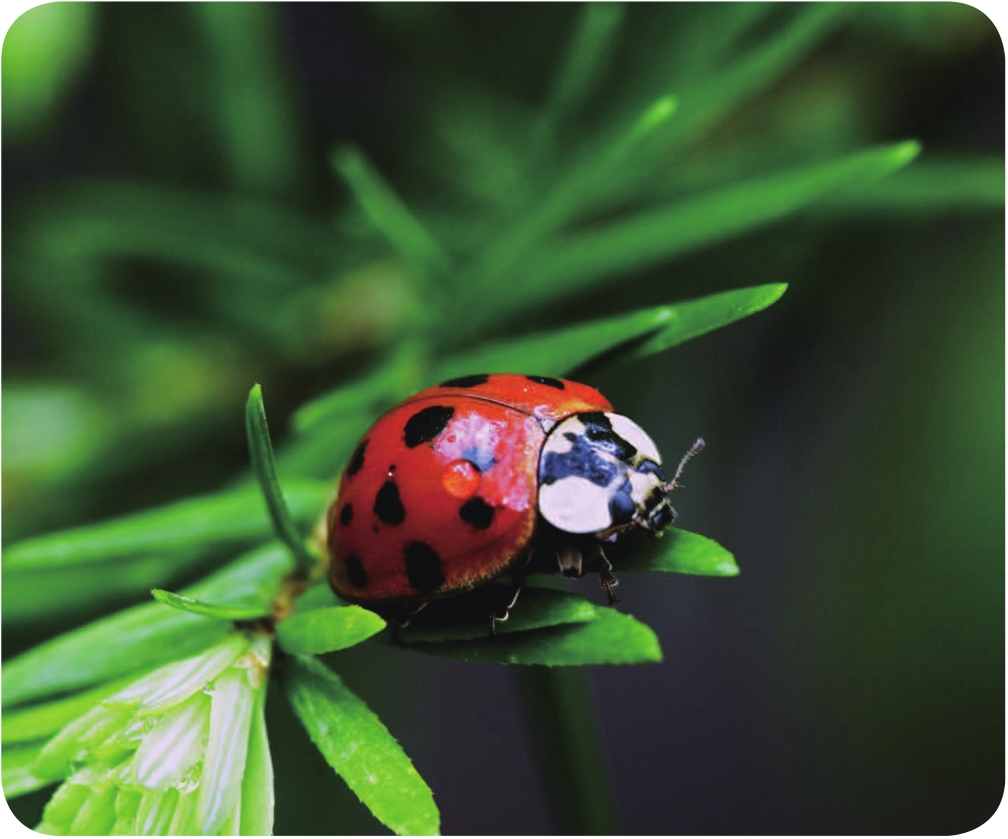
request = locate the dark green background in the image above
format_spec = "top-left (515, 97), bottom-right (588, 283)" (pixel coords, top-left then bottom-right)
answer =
top-left (3, 3), bottom-right (1003, 834)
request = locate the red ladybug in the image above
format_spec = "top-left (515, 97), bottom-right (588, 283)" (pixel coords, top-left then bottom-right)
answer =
top-left (326, 374), bottom-right (702, 630)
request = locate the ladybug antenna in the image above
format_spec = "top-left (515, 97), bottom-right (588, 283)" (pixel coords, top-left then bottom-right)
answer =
top-left (666, 437), bottom-right (705, 493)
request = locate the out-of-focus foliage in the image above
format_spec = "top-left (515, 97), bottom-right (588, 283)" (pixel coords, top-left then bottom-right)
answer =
top-left (2, 2), bottom-right (1002, 835)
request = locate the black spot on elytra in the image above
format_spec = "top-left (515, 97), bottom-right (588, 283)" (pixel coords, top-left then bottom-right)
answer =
top-left (579, 412), bottom-right (637, 462)
top-left (459, 497), bottom-right (495, 529)
top-left (374, 481), bottom-right (405, 525)
top-left (404, 542), bottom-right (444, 592)
top-left (540, 432), bottom-right (619, 487)
top-left (404, 405), bottom-right (455, 448)
top-left (526, 375), bottom-right (565, 390)
top-left (346, 438), bottom-right (367, 476)
top-left (344, 554), bottom-right (368, 588)
top-left (339, 503), bottom-right (353, 526)
top-left (608, 479), bottom-right (636, 527)
top-left (462, 445), bottom-right (496, 473)
top-left (440, 374), bottom-right (489, 388)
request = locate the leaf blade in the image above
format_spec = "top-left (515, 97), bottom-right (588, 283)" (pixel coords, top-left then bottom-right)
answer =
top-left (616, 528), bottom-right (740, 577)
top-left (2, 479), bottom-right (330, 570)
top-left (2, 543), bottom-right (290, 708)
top-left (245, 384), bottom-right (320, 572)
top-left (407, 607), bottom-right (662, 666)
top-left (435, 284), bottom-right (787, 382)
top-left (275, 606), bottom-right (387, 655)
top-left (283, 656), bottom-right (440, 836)
top-left (150, 589), bottom-right (271, 621)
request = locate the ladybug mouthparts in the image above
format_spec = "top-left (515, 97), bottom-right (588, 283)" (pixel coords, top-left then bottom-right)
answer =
top-left (537, 412), bottom-right (698, 539)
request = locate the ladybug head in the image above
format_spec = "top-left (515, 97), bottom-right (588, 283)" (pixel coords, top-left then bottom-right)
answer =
top-left (537, 412), bottom-right (701, 537)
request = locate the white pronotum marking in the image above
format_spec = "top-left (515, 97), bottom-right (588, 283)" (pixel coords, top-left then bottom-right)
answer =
top-left (607, 413), bottom-right (662, 464)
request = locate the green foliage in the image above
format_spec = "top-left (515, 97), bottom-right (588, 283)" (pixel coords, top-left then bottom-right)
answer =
top-left (282, 656), bottom-right (440, 836)
top-left (3, 3), bottom-right (1000, 835)
top-left (244, 384), bottom-right (320, 573)
top-left (275, 606), bottom-right (387, 655)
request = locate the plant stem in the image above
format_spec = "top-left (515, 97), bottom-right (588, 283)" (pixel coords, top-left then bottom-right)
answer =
top-left (514, 667), bottom-right (620, 834)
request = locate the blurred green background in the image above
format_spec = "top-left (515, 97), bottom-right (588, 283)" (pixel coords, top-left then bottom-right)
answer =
top-left (3, 3), bottom-right (1003, 834)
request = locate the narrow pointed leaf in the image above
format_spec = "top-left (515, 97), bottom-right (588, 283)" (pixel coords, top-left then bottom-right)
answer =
top-left (408, 607), bottom-right (661, 666)
top-left (283, 655), bottom-right (440, 836)
top-left (501, 142), bottom-right (919, 311)
top-left (150, 589), bottom-right (271, 621)
top-left (2, 479), bottom-right (329, 570)
top-left (2, 675), bottom-right (138, 745)
top-left (275, 606), bottom-right (387, 655)
top-left (2, 743), bottom-right (53, 798)
top-left (435, 284), bottom-right (787, 383)
top-left (2, 544), bottom-right (289, 708)
top-left (245, 384), bottom-right (321, 573)
top-left (333, 144), bottom-right (450, 275)
top-left (540, 2), bottom-right (625, 125)
top-left (239, 688), bottom-right (275, 836)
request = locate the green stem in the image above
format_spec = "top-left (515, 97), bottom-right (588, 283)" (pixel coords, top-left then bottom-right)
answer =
top-left (513, 667), bottom-right (620, 834)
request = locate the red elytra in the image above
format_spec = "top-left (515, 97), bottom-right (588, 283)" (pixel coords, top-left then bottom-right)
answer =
top-left (327, 373), bottom-right (614, 605)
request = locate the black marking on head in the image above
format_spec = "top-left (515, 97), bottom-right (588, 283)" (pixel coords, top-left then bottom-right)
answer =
top-left (344, 554), bottom-right (369, 589)
top-left (459, 497), bottom-right (495, 529)
top-left (579, 412), bottom-right (637, 462)
top-left (462, 445), bottom-right (496, 472)
top-left (608, 479), bottom-right (637, 527)
top-left (638, 459), bottom-right (668, 483)
top-left (440, 374), bottom-right (489, 388)
top-left (346, 439), bottom-right (367, 476)
top-left (373, 481), bottom-right (405, 525)
top-left (541, 432), bottom-right (620, 488)
top-left (526, 375), bottom-right (565, 390)
top-left (649, 502), bottom-right (674, 531)
top-left (339, 503), bottom-right (353, 526)
top-left (404, 405), bottom-right (455, 448)
top-left (404, 542), bottom-right (444, 592)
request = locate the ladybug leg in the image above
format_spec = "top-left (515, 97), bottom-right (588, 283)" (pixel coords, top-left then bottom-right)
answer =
top-left (489, 574), bottom-right (525, 637)
top-left (556, 544), bottom-right (583, 578)
top-left (592, 547), bottom-right (620, 605)
top-left (390, 601), bottom-right (428, 633)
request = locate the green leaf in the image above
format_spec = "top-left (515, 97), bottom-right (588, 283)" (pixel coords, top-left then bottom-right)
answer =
top-left (2, 548), bottom-right (209, 627)
top-left (2, 479), bottom-right (330, 570)
top-left (2, 743), bottom-right (54, 798)
top-left (815, 157), bottom-right (1005, 214)
top-left (245, 384), bottom-right (320, 572)
top-left (616, 528), bottom-right (740, 576)
top-left (407, 607), bottom-right (661, 666)
top-left (539, 3), bottom-right (626, 128)
top-left (435, 284), bottom-right (787, 382)
top-left (2, 543), bottom-right (290, 708)
top-left (1, 675), bottom-right (139, 745)
top-left (496, 142), bottom-right (919, 314)
top-left (184, 3), bottom-right (304, 202)
top-left (275, 606), bottom-right (386, 655)
top-left (283, 656), bottom-right (440, 836)
top-left (150, 589), bottom-right (271, 621)
top-left (332, 144), bottom-right (450, 276)
top-left (239, 688), bottom-right (275, 836)
top-left (393, 586), bottom-right (597, 643)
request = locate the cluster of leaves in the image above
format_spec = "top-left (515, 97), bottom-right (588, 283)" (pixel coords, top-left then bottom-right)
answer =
top-left (3, 3), bottom-right (1000, 834)
top-left (4, 302), bottom-right (752, 833)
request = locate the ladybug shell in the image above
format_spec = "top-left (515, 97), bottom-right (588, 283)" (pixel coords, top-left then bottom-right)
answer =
top-left (328, 374), bottom-right (612, 604)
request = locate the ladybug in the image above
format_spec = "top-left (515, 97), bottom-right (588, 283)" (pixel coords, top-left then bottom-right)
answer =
top-left (326, 373), bottom-right (703, 632)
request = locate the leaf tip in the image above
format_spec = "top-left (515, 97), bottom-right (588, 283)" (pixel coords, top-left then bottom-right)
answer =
top-left (893, 139), bottom-right (922, 166)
